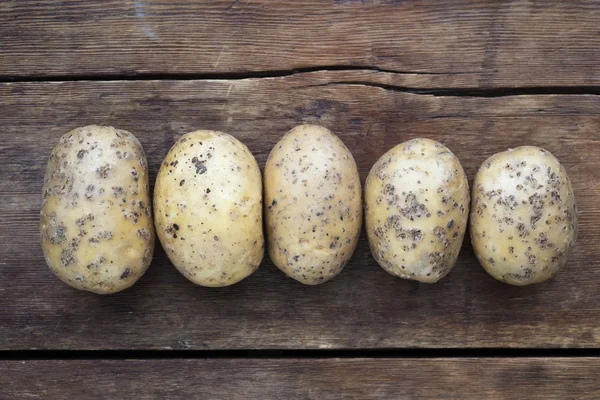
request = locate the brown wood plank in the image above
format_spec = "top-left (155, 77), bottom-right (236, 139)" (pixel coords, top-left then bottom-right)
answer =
top-left (1, 71), bottom-right (599, 350)
top-left (1, 1), bottom-right (599, 88)
top-left (1, 358), bottom-right (599, 399)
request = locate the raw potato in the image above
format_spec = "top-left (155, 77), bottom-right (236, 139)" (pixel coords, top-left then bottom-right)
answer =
top-left (264, 124), bottom-right (362, 285)
top-left (154, 130), bottom-right (263, 287)
top-left (365, 138), bottom-right (469, 283)
top-left (470, 146), bottom-right (577, 285)
top-left (40, 125), bottom-right (154, 294)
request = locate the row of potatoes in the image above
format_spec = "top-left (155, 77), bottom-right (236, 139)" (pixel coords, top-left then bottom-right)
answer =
top-left (41, 124), bottom-right (577, 294)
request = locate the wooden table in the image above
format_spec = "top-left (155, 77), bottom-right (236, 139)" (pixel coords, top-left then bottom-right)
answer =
top-left (1, 1), bottom-right (599, 398)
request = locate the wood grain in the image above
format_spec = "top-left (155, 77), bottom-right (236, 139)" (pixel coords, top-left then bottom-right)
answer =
top-left (1, 1), bottom-right (599, 88)
top-left (2, 358), bottom-right (600, 399)
top-left (1, 71), bottom-right (599, 350)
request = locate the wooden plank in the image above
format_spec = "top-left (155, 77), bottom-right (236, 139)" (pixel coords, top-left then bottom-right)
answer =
top-left (1, 1), bottom-right (599, 88)
top-left (0, 71), bottom-right (599, 350)
top-left (1, 358), bottom-right (599, 399)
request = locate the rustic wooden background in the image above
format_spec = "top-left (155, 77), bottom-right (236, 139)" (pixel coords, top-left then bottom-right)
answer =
top-left (1, 1), bottom-right (599, 398)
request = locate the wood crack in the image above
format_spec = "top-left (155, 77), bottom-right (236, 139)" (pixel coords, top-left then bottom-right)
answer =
top-left (297, 81), bottom-right (600, 97)
top-left (0, 65), bottom-right (477, 84)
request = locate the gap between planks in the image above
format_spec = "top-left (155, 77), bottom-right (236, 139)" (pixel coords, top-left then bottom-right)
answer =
top-left (1, 67), bottom-right (600, 97)
top-left (3, 348), bottom-right (600, 361)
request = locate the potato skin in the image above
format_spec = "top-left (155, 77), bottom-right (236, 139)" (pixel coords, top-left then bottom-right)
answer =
top-left (470, 146), bottom-right (577, 285)
top-left (154, 130), bottom-right (263, 287)
top-left (264, 125), bottom-right (362, 285)
top-left (40, 125), bottom-right (154, 294)
top-left (365, 138), bottom-right (469, 283)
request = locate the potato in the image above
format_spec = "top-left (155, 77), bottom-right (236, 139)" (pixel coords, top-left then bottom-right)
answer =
top-left (470, 146), bottom-right (577, 285)
top-left (264, 124), bottom-right (362, 285)
top-left (40, 125), bottom-right (154, 294)
top-left (154, 130), bottom-right (263, 287)
top-left (365, 138), bottom-right (469, 283)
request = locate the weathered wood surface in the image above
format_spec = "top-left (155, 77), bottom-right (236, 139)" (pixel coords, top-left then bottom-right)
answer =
top-left (2, 358), bottom-right (600, 399)
top-left (1, 71), bottom-right (598, 350)
top-left (1, 1), bottom-right (599, 88)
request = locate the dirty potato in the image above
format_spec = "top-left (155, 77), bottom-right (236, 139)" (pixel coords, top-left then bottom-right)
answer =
top-left (154, 130), bottom-right (263, 287)
top-left (40, 125), bottom-right (154, 294)
top-left (470, 146), bottom-right (577, 285)
top-left (264, 124), bottom-right (362, 285)
top-left (365, 138), bottom-right (469, 283)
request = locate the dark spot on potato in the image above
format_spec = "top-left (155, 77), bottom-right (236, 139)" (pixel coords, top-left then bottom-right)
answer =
top-left (433, 226), bottom-right (448, 245)
top-left (85, 184), bottom-right (95, 200)
top-left (428, 252), bottom-right (444, 269)
top-left (496, 194), bottom-right (518, 210)
top-left (88, 230), bottom-right (113, 244)
top-left (112, 186), bottom-right (124, 197)
top-left (69, 236), bottom-right (81, 250)
top-left (506, 267), bottom-right (535, 282)
top-left (96, 163), bottom-right (112, 179)
top-left (529, 193), bottom-right (544, 228)
top-left (385, 215), bottom-right (423, 243)
top-left (526, 251), bottom-right (537, 265)
top-left (517, 223), bottom-right (529, 238)
top-left (383, 184), bottom-right (395, 196)
top-left (137, 229), bottom-right (151, 241)
top-left (48, 223), bottom-right (67, 245)
top-left (192, 157), bottom-right (207, 174)
top-left (268, 199), bottom-right (278, 211)
top-left (400, 193), bottom-right (428, 220)
top-left (372, 227), bottom-right (384, 238)
top-left (60, 249), bottom-right (76, 266)
top-left (77, 149), bottom-right (88, 159)
top-left (130, 168), bottom-right (139, 182)
top-left (485, 189), bottom-right (502, 200)
top-left (120, 268), bottom-right (131, 279)
top-left (503, 217), bottom-right (514, 225)
top-left (76, 213), bottom-right (95, 227)
top-left (137, 201), bottom-right (150, 217)
top-left (173, 224), bottom-right (179, 231)
top-left (534, 232), bottom-right (553, 249)
top-left (86, 256), bottom-right (106, 270)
